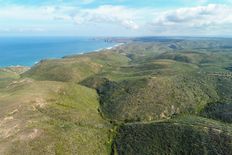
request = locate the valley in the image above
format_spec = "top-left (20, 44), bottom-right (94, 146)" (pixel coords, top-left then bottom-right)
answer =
top-left (0, 38), bottom-right (232, 155)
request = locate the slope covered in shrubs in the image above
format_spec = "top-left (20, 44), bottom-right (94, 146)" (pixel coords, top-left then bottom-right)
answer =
top-left (1, 38), bottom-right (232, 154)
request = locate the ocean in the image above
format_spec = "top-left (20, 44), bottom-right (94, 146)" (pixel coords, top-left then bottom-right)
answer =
top-left (0, 37), bottom-right (116, 67)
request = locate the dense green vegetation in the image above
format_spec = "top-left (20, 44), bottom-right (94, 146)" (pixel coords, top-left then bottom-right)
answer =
top-left (201, 102), bottom-right (232, 123)
top-left (115, 115), bottom-right (232, 155)
top-left (1, 38), bottom-right (232, 154)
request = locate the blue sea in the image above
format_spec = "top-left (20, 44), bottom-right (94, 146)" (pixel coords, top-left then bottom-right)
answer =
top-left (0, 37), bottom-right (115, 67)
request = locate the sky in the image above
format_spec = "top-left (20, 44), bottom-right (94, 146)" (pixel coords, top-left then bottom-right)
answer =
top-left (0, 0), bottom-right (232, 36)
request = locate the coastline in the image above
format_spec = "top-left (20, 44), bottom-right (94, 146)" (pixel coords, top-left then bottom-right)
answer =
top-left (0, 42), bottom-right (125, 70)
top-left (93, 42), bottom-right (124, 52)
top-left (0, 37), bottom-right (119, 68)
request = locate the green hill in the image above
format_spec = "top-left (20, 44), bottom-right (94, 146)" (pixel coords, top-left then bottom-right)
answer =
top-left (0, 79), bottom-right (112, 155)
top-left (1, 38), bottom-right (232, 154)
top-left (115, 115), bottom-right (232, 155)
top-left (23, 51), bottom-right (129, 82)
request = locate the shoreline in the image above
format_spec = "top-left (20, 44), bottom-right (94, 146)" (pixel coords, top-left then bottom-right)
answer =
top-left (0, 42), bottom-right (125, 69)
top-left (94, 43), bottom-right (125, 52)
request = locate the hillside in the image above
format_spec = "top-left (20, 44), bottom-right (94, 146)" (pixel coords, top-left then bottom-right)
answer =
top-left (115, 115), bottom-right (232, 155)
top-left (1, 38), bottom-right (232, 154)
top-left (0, 75), bottom-right (112, 154)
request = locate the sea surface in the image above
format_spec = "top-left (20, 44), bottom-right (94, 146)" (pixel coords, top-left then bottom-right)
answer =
top-left (0, 36), bottom-right (116, 67)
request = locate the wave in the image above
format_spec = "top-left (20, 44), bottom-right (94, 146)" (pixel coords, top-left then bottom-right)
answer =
top-left (94, 43), bottom-right (125, 52)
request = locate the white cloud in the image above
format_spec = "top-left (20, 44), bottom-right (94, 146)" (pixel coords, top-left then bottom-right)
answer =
top-left (154, 4), bottom-right (232, 25)
top-left (0, 6), bottom-right (58, 33)
top-left (54, 5), bottom-right (140, 30)
top-left (0, 6), bottom-right (54, 20)
top-left (149, 4), bottom-right (232, 35)
top-left (1, 3), bottom-right (232, 36)
top-left (52, 4), bottom-right (232, 35)
top-left (0, 28), bottom-right (10, 32)
top-left (18, 27), bottom-right (45, 32)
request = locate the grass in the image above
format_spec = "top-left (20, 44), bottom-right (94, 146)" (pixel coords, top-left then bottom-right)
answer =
top-left (0, 79), bottom-right (112, 155)
top-left (23, 51), bottom-right (129, 83)
top-left (0, 67), bottom-right (26, 89)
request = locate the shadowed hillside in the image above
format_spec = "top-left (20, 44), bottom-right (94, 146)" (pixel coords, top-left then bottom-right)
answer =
top-left (115, 115), bottom-right (232, 155)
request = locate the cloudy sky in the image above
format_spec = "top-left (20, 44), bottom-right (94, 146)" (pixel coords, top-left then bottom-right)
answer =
top-left (0, 0), bottom-right (232, 36)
